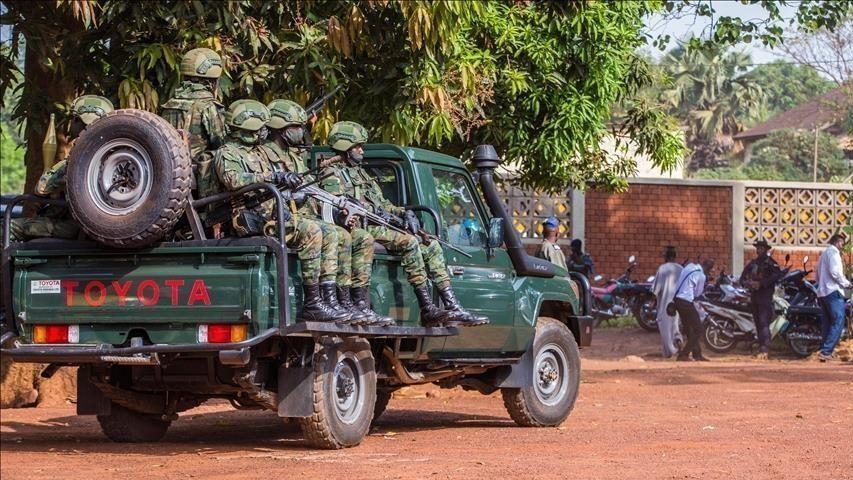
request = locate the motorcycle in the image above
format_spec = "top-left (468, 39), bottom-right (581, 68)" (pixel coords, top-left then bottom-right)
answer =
top-left (591, 255), bottom-right (658, 331)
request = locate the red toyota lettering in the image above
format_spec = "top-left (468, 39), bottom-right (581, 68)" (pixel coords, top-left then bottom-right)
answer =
top-left (187, 279), bottom-right (211, 306)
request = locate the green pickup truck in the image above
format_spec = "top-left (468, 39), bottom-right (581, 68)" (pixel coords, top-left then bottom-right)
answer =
top-left (1, 110), bottom-right (592, 449)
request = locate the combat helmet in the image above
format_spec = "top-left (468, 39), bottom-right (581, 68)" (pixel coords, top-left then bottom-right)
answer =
top-left (267, 100), bottom-right (308, 130)
top-left (180, 47), bottom-right (223, 79)
top-left (71, 95), bottom-right (114, 125)
top-left (226, 99), bottom-right (270, 132)
top-left (328, 121), bottom-right (368, 152)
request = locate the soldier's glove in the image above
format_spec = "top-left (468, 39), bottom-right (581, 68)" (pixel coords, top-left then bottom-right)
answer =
top-left (270, 171), bottom-right (303, 190)
top-left (403, 209), bottom-right (420, 236)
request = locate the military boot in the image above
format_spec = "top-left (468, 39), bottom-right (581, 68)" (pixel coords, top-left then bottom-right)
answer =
top-left (350, 286), bottom-right (395, 327)
top-left (437, 285), bottom-right (489, 327)
top-left (321, 282), bottom-right (365, 325)
top-left (413, 284), bottom-right (452, 327)
top-left (300, 284), bottom-right (350, 324)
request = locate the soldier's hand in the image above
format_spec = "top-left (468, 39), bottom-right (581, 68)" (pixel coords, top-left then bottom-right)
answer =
top-left (403, 209), bottom-right (420, 236)
top-left (270, 171), bottom-right (303, 190)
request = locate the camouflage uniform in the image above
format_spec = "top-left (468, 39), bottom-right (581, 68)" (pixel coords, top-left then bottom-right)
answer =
top-left (10, 95), bottom-right (115, 242)
top-left (8, 160), bottom-right (79, 241)
top-left (252, 140), bottom-right (341, 284)
top-left (161, 48), bottom-right (228, 199)
top-left (215, 138), bottom-right (330, 286)
top-left (321, 159), bottom-right (450, 289)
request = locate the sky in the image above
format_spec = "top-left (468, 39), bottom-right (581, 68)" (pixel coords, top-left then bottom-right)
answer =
top-left (644, 1), bottom-right (801, 66)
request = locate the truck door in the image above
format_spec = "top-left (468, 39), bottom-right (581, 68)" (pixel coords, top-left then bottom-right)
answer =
top-left (425, 167), bottom-right (522, 355)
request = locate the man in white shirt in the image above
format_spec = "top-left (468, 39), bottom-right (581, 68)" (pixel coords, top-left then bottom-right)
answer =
top-left (815, 234), bottom-right (851, 362)
top-left (651, 245), bottom-right (684, 358)
top-left (673, 258), bottom-right (714, 361)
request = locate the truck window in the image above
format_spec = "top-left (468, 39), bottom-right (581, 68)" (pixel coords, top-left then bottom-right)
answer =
top-left (364, 162), bottom-right (402, 206)
top-left (432, 169), bottom-right (487, 248)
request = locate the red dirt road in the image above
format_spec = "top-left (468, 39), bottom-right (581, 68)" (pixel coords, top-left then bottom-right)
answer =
top-left (2, 327), bottom-right (852, 480)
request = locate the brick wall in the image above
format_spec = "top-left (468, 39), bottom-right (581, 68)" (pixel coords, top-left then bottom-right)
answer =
top-left (744, 248), bottom-right (824, 282)
top-left (583, 183), bottom-right (733, 282)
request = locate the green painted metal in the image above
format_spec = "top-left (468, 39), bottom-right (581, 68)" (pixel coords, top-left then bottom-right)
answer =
top-left (10, 143), bottom-right (582, 358)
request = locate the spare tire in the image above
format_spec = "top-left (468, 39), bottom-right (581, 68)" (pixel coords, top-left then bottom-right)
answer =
top-left (66, 109), bottom-right (191, 248)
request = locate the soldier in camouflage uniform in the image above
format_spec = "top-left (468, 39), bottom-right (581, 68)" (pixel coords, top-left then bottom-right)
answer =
top-left (322, 121), bottom-right (488, 327)
top-left (254, 99), bottom-right (388, 326)
top-left (9, 95), bottom-right (114, 241)
top-left (160, 47), bottom-right (228, 198)
top-left (213, 99), bottom-right (348, 324)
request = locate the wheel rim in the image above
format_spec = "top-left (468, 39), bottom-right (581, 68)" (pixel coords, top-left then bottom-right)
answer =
top-left (706, 317), bottom-right (736, 349)
top-left (86, 138), bottom-right (153, 215)
top-left (533, 342), bottom-right (569, 407)
top-left (333, 352), bottom-right (365, 425)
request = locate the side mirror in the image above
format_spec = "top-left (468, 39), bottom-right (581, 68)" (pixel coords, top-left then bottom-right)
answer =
top-left (628, 255), bottom-right (636, 264)
top-left (802, 255), bottom-right (809, 265)
top-left (487, 217), bottom-right (504, 249)
top-left (593, 275), bottom-right (604, 282)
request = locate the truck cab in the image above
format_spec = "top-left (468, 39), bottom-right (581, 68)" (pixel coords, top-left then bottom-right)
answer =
top-left (1, 110), bottom-right (591, 449)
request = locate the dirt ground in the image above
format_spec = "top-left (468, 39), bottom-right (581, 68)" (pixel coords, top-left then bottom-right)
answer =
top-left (2, 326), bottom-right (852, 480)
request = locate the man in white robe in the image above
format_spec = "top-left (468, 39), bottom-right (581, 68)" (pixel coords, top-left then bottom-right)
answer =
top-left (651, 246), bottom-right (684, 358)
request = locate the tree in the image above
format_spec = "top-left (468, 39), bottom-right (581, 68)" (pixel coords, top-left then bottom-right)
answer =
top-left (660, 44), bottom-right (765, 170)
top-left (695, 128), bottom-right (849, 182)
top-left (746, 61), bottom-right (835, 120)
top-left (777, 14), bottom-right (853, 85)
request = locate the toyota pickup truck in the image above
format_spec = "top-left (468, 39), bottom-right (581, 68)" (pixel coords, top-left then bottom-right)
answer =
top-left (1, 109), bottom-right (592, 449)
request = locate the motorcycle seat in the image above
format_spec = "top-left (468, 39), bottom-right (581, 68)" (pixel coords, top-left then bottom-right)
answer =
top-left (590, 284), bottom-right (617, 295)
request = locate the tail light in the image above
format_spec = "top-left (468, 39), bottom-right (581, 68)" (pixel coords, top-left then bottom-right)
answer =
top-left (33, 325), bottom-right (79, 344)
top-left (198, 324), bottom-right (247, 343)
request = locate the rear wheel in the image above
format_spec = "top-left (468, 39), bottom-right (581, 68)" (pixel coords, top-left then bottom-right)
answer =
top-left (703, 314), bottom-right (738, 353)
top-left (298, 338), bottom-right (376, 449)
top-left (631, 295), bottom-right (658, 332)
top-left (786, 322), bottom-right (822, 358)
top-left (97, 402), bottom-right (170, 442)
top-left (66, 109), bottom-right (191, 248)
top-left (501, 318), bottom-right (580, 427)
top-left (371, 389), bottom-right (393, 426)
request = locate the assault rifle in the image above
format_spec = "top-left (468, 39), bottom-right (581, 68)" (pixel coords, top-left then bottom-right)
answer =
top-left (305, 85), bottom-right (343, 121)
top-left (299, 184), bottom-right (473, 258)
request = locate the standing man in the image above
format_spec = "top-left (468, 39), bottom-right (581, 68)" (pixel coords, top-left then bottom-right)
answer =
top-left (10, 95), bottom-right (114, 241)
top-left (213, 99), bottom-right (347, 324)
top-left (651, 245), bottom-right (684, 358)
top-left (815, 233), bottom-right (851, 362)
top-left (567, 239), bottom-right (595, 277)
top-left (255, 99), bottom-right (387, 326)
top-left (740, 240), bottom-right (784, 360)
top-left (673, 258), bottom-right (714, 362)
top-left (161, 47), bottom-right (228, 198)
top-left (536, 217), bottom-right (567, 269)
top-left (321, 121), bottom-right (488, 327)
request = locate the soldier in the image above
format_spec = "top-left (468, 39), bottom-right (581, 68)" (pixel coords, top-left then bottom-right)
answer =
top-left (9, 95), bottom-right (114, 242)
top-left (321, 121), bottom-right (488, 327)
top-left (160, 47), bottom-right (228, 198)
top-left (255, 99), bottom-right (388, 326)
top-left (213, 99), bottom-right (348, 324)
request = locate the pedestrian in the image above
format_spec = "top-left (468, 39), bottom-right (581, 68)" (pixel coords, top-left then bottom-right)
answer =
top-left (536, 217), bottom-right (567, 269)
top-left (651, 245), bottom-right (684, 358)
top-left (740, 240), bottom-right (785, 360)
top-left (567, 238), bottom-right (595, 277)
top-left (815, 233), bottom-right (852, 362)
top-left (673, 258), bottom-right (714, 362)
top-left (321, 120), bottom-right (488, 327)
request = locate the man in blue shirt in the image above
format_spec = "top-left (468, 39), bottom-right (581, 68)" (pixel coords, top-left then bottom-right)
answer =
top-left (673, 258), bottom-right (715, 361)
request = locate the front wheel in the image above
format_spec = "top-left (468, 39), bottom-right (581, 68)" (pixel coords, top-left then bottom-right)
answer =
top-left (501, 318), bottom-right (580, 427)
top-left (97, 402), bottom-right (170, 442)
top-left (703, 314), bottom-right (739, 353)
top-left (297, 338), bottom-right (376, 449)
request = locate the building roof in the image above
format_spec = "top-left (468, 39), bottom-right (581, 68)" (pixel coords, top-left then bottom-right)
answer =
top-left (734, 86), bottom-right (851, 141)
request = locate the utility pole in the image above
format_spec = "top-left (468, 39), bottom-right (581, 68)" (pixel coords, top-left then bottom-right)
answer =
top-left (812, 125), bottom-right (819, 183)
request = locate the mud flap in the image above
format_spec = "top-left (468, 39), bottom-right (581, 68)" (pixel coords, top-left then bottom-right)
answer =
top-left (490, 344), bottom-right (534, 388)
top-left (76, 366), bottom-right (111, 415)
top-left (277, 365), bottom-right (313, 417)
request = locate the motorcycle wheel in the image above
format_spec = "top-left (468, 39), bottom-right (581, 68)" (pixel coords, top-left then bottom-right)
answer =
top-left (631, 296), bottom-right (658, 333)
top-left (703, 314), bottom-right (739, 353)
top-left (785, 323), bottom-right (822, 358)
